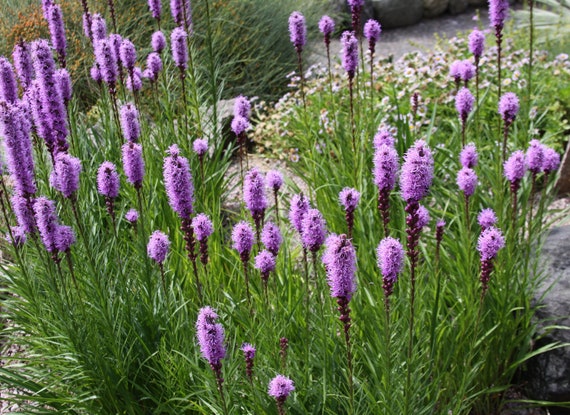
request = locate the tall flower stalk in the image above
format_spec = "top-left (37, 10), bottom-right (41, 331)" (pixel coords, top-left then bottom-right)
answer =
top-left (489, 0), bottom-right (509, 102)
top-left (268, 375), bottom-right (294, 415)
top-left (468, 29), bottom-right (485, 131)
top-left (266, 170), bottom-right (283, 226)
top-left (319, 16), bottom-right (336, 129)
top-left (341, 31), bottom-right (359, 152)
top-left (504, 150), bottom-right (526, 226)
top-left (373, 131), bottom-right (399, 236)
top-left (243, 168), bottom-right (267, 245)
top-left (288, 12), bottom-right (307, 111)
top-left (455, 87), bottom-right (474, 147)
top-left (499, 92), bottom-right (520, 162)
top-left (232, 221), bottom-right (254, 307)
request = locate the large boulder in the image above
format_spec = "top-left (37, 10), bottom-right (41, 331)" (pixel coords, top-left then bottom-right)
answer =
top-left (370, 0), bottom-right (423, 28)
top-left (424, 0), bottom-right (449, 18)
top-left (448, 0), bottom-right (468, 14)
top-left (525, 226), bottom-right (570, 414)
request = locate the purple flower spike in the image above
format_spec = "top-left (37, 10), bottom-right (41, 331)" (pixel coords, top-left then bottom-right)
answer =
top-left (97, 161), bottom-right (120, 198)
top-left (261, 221), bottom-right (282, 256)
top-left (125, 208), bottom-right (139, 223)
top-left (127, 67), bottom-right (142, 92)
top-left (146, 52), bottom-right (163, 81)
top-left (460, 143), bottom-right (478, 168)
top-left (526, 139), bottom-right (544, 174)
top-left (542, 147), bottom-right (561, 174)
top-left (244, 168), bottom-right (267, 225)
top-left (51, 152), bottom-right (81, 198)
top-left (148, 0), bottom-right (162, 20)
top-left (457, 167), bottom-right (478, 197)
top-left (288, 11), bottom-right (307, 53)
top-left (241, 343), bottom-right (256, 381)
top-left (46, 4), bottom-right (67, 65)
top-left (232, 221), bottom-right (254, 261)
top-left (377, 236), bottom-right (404, 298)
top-left (319, 15), bottom-right (335, 45)
top-left (120, 38), bottom-right (137, 73)
top-left (94, 38), bottom-right (119, 86)
top-left (339, 188), bottom-right (360, 213)
top-left (255, 250), bottom-right (276, 281)
top-left (0, 57), bottom-right (18, 104)
top-left (193, 139), bottom-right (208, 156)
top-left (266, 170), bottom-right (283, 191)
top-left (268, 374), bottom-right (295, 401)
top-left (231, 116), bottom-right (249, 136)
top-left (192, 213), bottom-right (213, 241)
top-left (147, 230), bottom-right (170, 264)
top-left (151, 31), bottom-right (167, 53)
top-left (504, 150), bottom-right (527, 184)
top-left (478, 226), bottom-right (505, 261)
top-left (364, 19), bottom-right (381, 55)
top-left (478, 208), bottom-right (497, 230)
top-left (489, 0), bottom-right (509, 31)
top-left (6, 226), bottom-right (27, 247)
top-left (289, 193), bottom-right (310, 235)
top-left (373, 144), bottom-right (399, 190)
top-left (171, 27), bottom-right (188, 70)
top-left (33, 197), bottom-right (60, 253)
top-left (455, 87), bottom-right (474, 125)
top-left (498, 92), bottom-right (519, 125)
top-left (301, 208), bottom-right (327, 253)
top-left (469, 30), bottom-right (485, 61)
top-left (163, 145), bottom-right (194, 219)
top-left (11, 195), bottom-right (36, 234)
top-left (90, 66), bottom-right (101, 83)
top-left (122, 142), bottom-right (145, 189)
top-left (196, 306), bottom-right (226, 367)
top-left (109, 34), bottom-right (123, 66)
top-left (120, 103), bottom-right (141, 142)
top-left (450, 60), bottom-right (463, 84)
top-left (322, 234), bottom-right (357, 300)
top-left (55, 225), bottom-right (75, 252)
top-left (12, 41), bottom-right (34, 90)
top-left (460, 60), bottom-right (475, 83)
top-left (56, 68), bottom-right (72, 105)
top-left (373, 128), bottom-right (395, 148)
top-left (234, 95), bottom-right (251, 119)
top-left (341, 31), bottom-right (359, 79)
top-left (91, 14), bottom-right (107, 42)
top-left (416, 205), bottom-right (431, 229)
top-left (82, 12), bottom-right (93, 40)
top-left (170, 0), bottom-right (192, 30)
top-left (400, 140), bottom-right (434, 204)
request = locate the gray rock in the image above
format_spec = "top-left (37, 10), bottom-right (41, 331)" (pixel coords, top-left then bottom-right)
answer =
top-left (525, 226), bottom-right (570, 413)
top-left (555, 143), bottom-right (570, 194)
top-left (424, 0), bottom-right (449, 18)
top-left (448, 0), bottom-right (468, 14)
top-left (370, 0), bottom-right (423, 28)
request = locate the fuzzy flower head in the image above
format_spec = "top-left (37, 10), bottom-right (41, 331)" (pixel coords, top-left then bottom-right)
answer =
top-left (33, 197), bottom-right (59, 253)
top-left (171, 27), bottom-right (188, 70)
top-left (498, 92), bottom-right (519, 125)
top-left (122, 142), bottom-right (145, 188)
top-left (170, 0), bottom-right (192, 29)
top-left (455, 87), bottom-right (474, 124)
top-left (373, 128), bottom-right (395, 148)
top-left (12, 40), bottom-right (34, 90)
top-left (319, 15), bottom-right (335, 39)
top-left (193, 139), bottom-right (208, 157)
top-left (322, 234), bottom-right (357, 300)
top-left (468, 29), bottom-right (485, 60)
top-left (364, 19), bottom-right (382, 46)
top-left (542, 147), bottom-right (560, 173)
top-left (261, 221), bottom-right (282, 255)
top-left (232, 221), bottom-right (254, 258)
top-left (6, 226), bottom-right (26, 247)
top-left (339, 188), bottom-right (360, 213)
top-left (196, 306), bottom-right (226, 366)
top-left (266, 170), bottom-right (283, 192)
top-left (489, 0), bottom-right (509, 31)
top-left (255, 250), bottom-right (276, 277)
top-left (288, 193), bottom-right (310, 234)
top-left (231, 115), bottom-right (249, 136)
top-left (347, 0), bottom-right (365, 6)
top-left (151, 31), bottom-right (166, 53)
top-left (125, 208), bottom-right (139, 223)
top-left (148, 0), bottom-right (162, 20)
top-left (56, 68), bottom-right (72, 104)
top-left (478, 208), bottom-right (497, 229)
top-left (47, 4), bottom-right (67, 60)
top-left (126, 66), bottom-right (142, 92)
top-left (0, 57), bottom-right (18, 104)
top-left (457, 167), bottom-right (478, 197)
top-left (373, 144), bottom-right (399, 191)
top-left (377, 236), bottom-right (404, 296)
top-left (234, 95), bottom-right (251, 119)
top-left (120, 103), bottom-right (140, 142)
top-left (268, 375), bottom-right (295, 400)
top-left (94, 38), bottom-right (118, 86)
top-left (241, 343), bottom-right (256, 360)
top-left (51, 153), bottom-right (81, 198)
top-left (460, 143), bottom-right (478, 168)
top-left (11, 195), bottom-right (36, 234)
top-left (192, 213), bottom-right (213, 241)
top-left (97, 161), bottom-right (120, 198)
top-left (119, 38), bottom-right (137, 72)
top-left (91, 13), bottom-right (107, 41)
top-left (55, 225), bottom-right (75, 252)
top-left (244, 168), bottom-right (267, 217)
top-left (163, 145), bottom-right (194, 219)
top-left (400, 140), bottom-right (434, 204)
top-left (477, 226), bottom-right (505, 261)
top-left (288, 11), bottom-right (306, 53)
top-left (301, 208), bottom-right (327, 252)
top-left (460, 60), bottom-right (475, 82)
top-left (526, 139), bottom-right (544, 174)
top-left (147, 230), bottom-right (170, 264)
top-left (145, 52), bottom-right (163, 81)
top-left (450, 60), bottom-right (462, 82)
top-left (504, 150), bottom-right (527, 183)
top-left (416, 204), bottom-right (431, 229)
top-left (341, 31), bottom-right (359, 78)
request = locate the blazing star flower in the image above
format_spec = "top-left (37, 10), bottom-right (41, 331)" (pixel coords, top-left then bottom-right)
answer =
top-left (122, 142), bottom-right (145, 188)
top-left (94, 38), bottom-right (119, 86)
top-left (33, 197), bottom-right (60, 253)
top-left (11, 195), bottom-right (36, 234)
top-left (148, 0), bottom-right (162, 20)
top-left (460, 60), bottom-right (475, 83)
top-left (526, 139), bottom-right (544, 174)
top-left (266, 170), bottom-right (283, 191)
top-left (55, 225), bottom-right (75, 253)
top-left (400, 140), bottom-right (434, 204)
top-left (288, 11), bottom-right (306, 53)
top-left (126, 67), bottom-right (142, 91)
top-left (319, 15), bottom-right (335, 43)
top-left (301, 208), bottom-right (327, 253)
top-left (489, 0), bottom-right (509, 31)
top-left (244, 168), bottom-right (267, 219)
top-left (478, 226), bottom-right (505, 261)
top-left (542, 147), bottom-right (561, 173)
top-left (460, 143), bottom-right (478, 168)
top-left (341, 31), bottom-right (359, 78)
top-left (416, 204), bottom-right (431, 228)
top-left (171, 27), bottom-right (188, 70)
top-left (457, 167), bottom-right (478, 197)
top-left (261, 221), bottom-right (282, 256)
top-left (170, 0), bottom-right (192, 30)
top-left (56, 68), bottom-right (72, 104)
top-left (163, 145), bottom-right (194, 219)
top-left (193, 139), bottom-right (208, 157)
top-left (322, 234), bottom-right (357, 300)
top-left (125, 208), bottom-right (139, 223)
top-left (151, 31), bottom-right (166, 53)
top-left (468, 29), bottom-right (485, 61)
top-left (289, 193), bottom-right (310, 235)
top-left (373, 128), bottom-right (395, 148)
top-left (339, 188), bottom-right (360, 213)
top-left (498, 92), bottom-right (519, 125)
top-left (373, 144), bottom-right (399, 191)
top-left (478, 208), bottom-right (497, 229)
top-left (51, 152), bottom-right (81, 198)
top-left (6, 226), bottom-right (26, 247)
top-left (232, 221), bottom-right (254, 261)
top-left (12, 41), bottom-right (34, 90)
top-left (97, 161), bottom-right (120, 198)
top-left (455, 87), bottom-right (474, 125)
top-left (46, 4), bottom-right (67, 64)
top-left (0, 57), bottom-right (18, 104)
top-left (504, 150), bottom-right (527, 184)
top-left (119, 38), bottom-right (137, 73)
top-left (241, 343), bottom-right (256, 380)
top-left (91, 13), bottom-right (107, 41)
top-left (196, 306), bottom-right (226, 367)
top-left (192, 213), bottom-right (213, 241)
top-left (268, 374), bottom-right (295, 401)
top-left (231, 115), bottom-right (249, 136)
top-left (147, 230), bottom-right (170, 264)
top-left (145, 52), bottom-right (163, 81)
top-left (364, 19), bottom-right (381, 55)
top-left (234, 95), bottom-right (251, 119)
top-left (90, 65), bottom-right (102, 82)
top-left (450, 60), bottom-right (463, 83)
top-left (377, 236), bottom-right (404, 297)
top-left (120, 103), bottom-right (140, 142)
top-left (255, 249), bottom-right (276, 279)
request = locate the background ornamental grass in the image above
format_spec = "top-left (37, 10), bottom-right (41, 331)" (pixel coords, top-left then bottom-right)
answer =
top-left (0, 0), bottom-right (569, 414)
